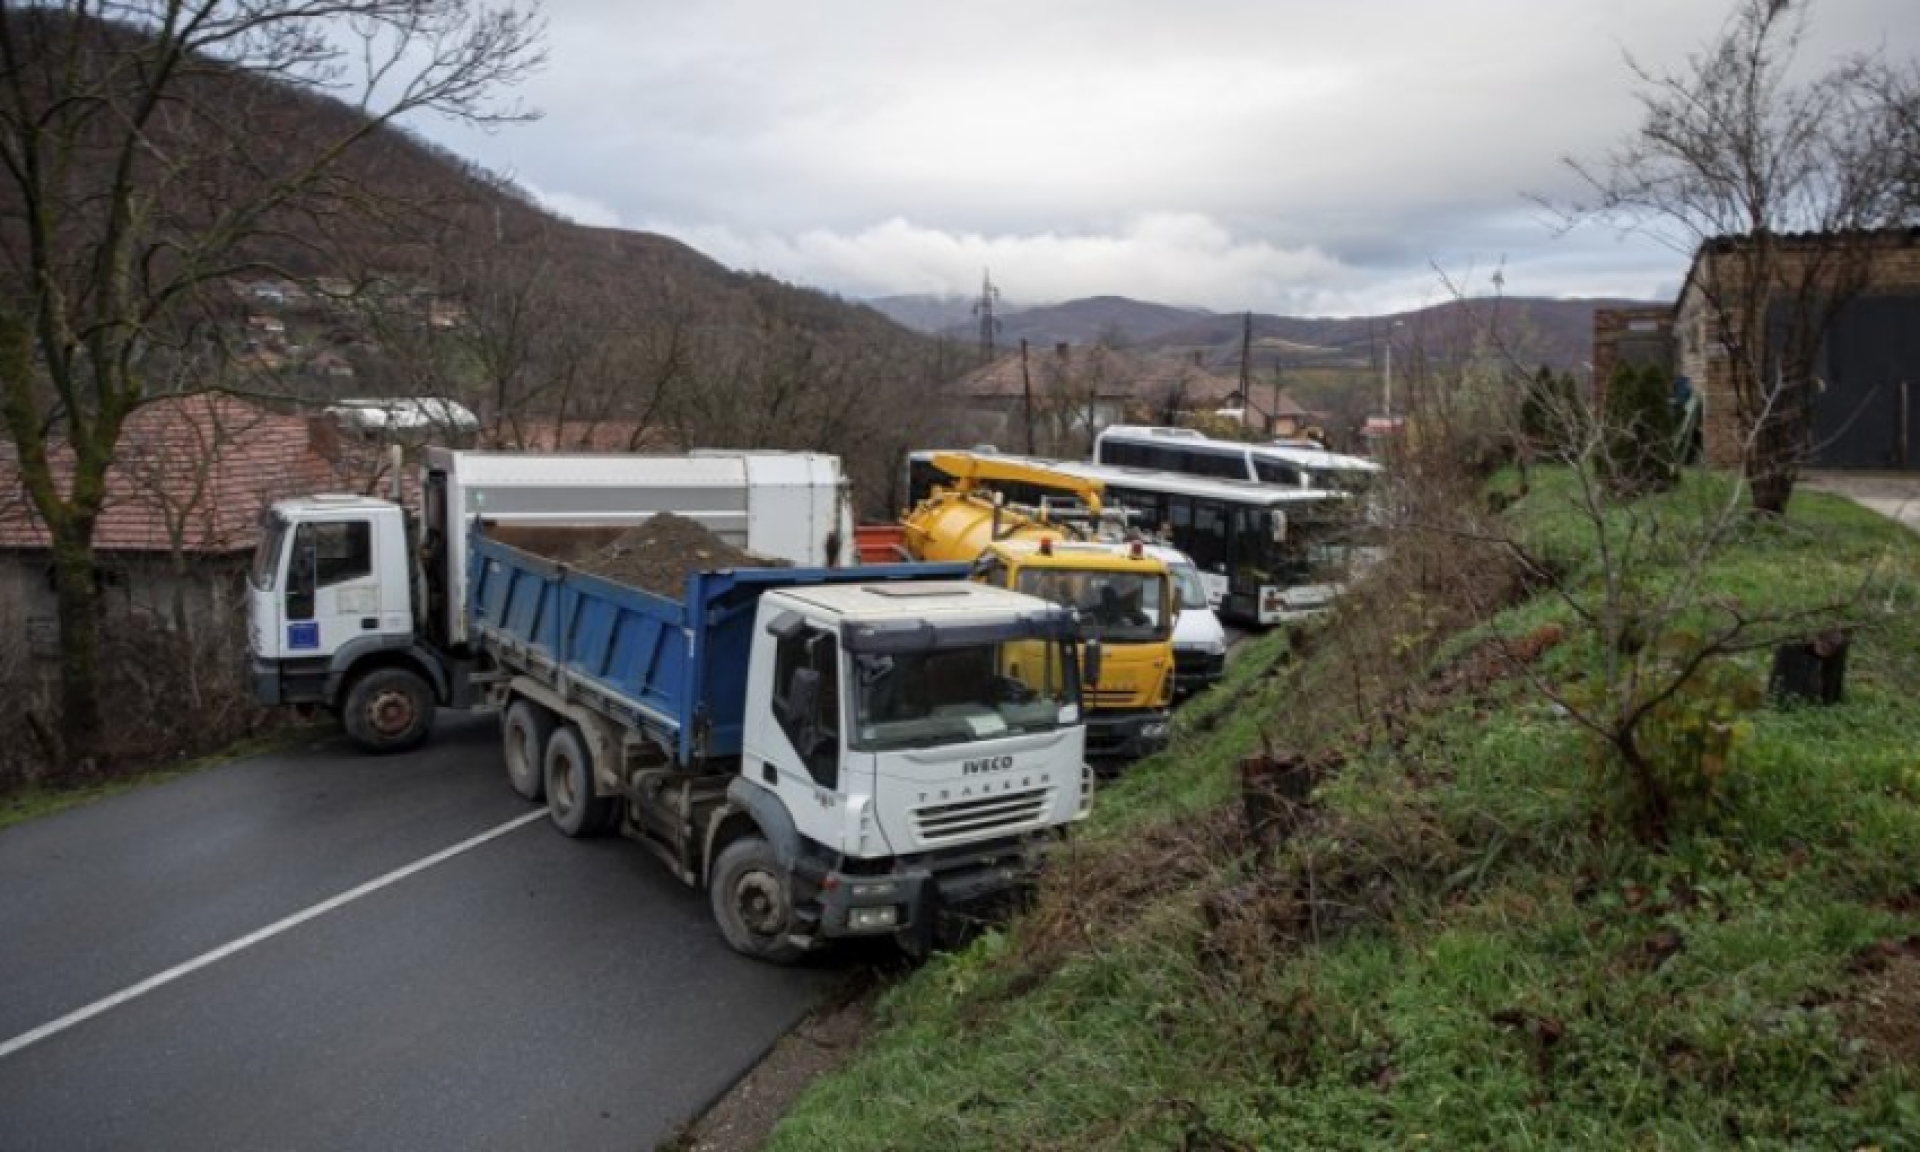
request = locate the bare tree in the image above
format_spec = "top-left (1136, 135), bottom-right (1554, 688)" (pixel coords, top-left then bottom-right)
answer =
top-left (0, 1), bottom-right (543, 767)
top-left (1560, 0), bottom-right (1918, 514)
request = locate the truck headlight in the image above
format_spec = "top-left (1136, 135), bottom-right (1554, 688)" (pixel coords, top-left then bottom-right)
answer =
top-left (849, 905), bottom-right (899, 931)
top-left (1143, 720), bottom-right (1170, 740)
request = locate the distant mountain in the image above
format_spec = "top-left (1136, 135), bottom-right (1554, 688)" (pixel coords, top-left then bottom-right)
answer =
top-left (966, 296), bottom-right (1215, 349)
top-left (870, 290), bottom-right (1658, 374)
top-left (1144, 297), bottom-right (1659, 376)
top-left (866, 294), bottom-right (1010, 335)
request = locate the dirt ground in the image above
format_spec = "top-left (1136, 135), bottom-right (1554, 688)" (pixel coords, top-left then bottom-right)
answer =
top-left (565, 513), bottom-right (788, 598)
top-left (1840, 936), bottom-right (1920, 1071)
top-left (659, 976), bottom-right (880, 1152)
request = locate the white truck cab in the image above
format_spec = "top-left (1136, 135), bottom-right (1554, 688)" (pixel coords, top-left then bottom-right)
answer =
top-left (1142, 543), bottom-right (1228, 697)
top-left (742, 580), bottom-right (1088, 866)
top-left (247, 496), bottom-right (443, 748)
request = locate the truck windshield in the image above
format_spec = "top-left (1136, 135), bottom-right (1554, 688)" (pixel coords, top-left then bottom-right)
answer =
top-left (1167, 562), bottom-right (1209, 611)
top-left (850, 638), bottom-right (1077, 752)
top-left (251, 512), bottom-right (289, 591)
top-left (1015, 569), bottom-right (1167, 644)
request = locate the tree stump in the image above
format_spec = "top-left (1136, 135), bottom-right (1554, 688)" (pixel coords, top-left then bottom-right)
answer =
top-left (1769, 628), bottom-right (1850, 705)
top-left (1240, 749), bottom-right (1317, 857)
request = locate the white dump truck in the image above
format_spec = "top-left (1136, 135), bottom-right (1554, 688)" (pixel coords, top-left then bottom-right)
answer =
top-left (246, 448), bottom-right (1094, 960)
top-left (247, 448), bottom-right (856, 751)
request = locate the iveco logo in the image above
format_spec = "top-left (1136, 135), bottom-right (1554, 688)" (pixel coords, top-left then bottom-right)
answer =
top-left (962, 755), bottom-right (1015, 776)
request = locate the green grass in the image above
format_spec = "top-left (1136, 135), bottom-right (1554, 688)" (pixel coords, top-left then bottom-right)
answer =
top-left (770, 470), bottom-right (1920, 1151)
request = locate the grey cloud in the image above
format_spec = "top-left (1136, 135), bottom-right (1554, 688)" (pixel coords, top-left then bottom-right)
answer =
top-left (416, 0), bottom-right (1918, 314)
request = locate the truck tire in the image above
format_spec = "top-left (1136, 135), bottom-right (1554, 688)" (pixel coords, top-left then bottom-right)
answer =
top-left (342, 667), bottom-right (435, 755)
top-left (501, 700), bottom-right (553, 802)
top-left (709, 836), bottom-right (807, 965)
top-left (544, 725), bottom-right (618, 837)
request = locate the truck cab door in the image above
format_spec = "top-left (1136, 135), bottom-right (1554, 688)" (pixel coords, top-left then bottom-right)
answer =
top-left (755, 620), bottom-right (856, 851)
top-left (281, 519), bottom-right (382, 659)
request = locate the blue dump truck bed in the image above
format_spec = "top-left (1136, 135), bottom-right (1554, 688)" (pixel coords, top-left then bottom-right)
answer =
top-left (466, 533), bottom-right (967, 766)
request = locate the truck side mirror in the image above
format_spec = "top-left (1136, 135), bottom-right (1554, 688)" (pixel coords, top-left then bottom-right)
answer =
top-left (1270, 510), bottom-right (1289, 543)
top-left (765, 611), bottom-right (805, 641)
top-left (1080, 640), bottom-right (1103, 689)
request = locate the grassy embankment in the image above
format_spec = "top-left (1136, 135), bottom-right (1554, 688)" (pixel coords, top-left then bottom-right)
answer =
top-left (771, 471), bottom-right (1920, 1150)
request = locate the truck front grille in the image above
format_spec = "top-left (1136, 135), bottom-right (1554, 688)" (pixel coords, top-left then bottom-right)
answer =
top-left (912, 787), bottom-right (1053, 844)
top-left (1174, 651), bottom-right (1226, 679)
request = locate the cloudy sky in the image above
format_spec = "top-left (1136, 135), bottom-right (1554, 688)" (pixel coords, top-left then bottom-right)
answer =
top-left (418, 0), bottom-right (1916, 317)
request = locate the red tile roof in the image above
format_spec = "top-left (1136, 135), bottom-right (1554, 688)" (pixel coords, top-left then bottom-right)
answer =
top-left (0, 394), bottom-right (347, 554)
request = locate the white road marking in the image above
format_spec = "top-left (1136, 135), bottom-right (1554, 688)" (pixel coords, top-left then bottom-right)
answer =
top-left (0, 809), bottom-right (548, 1061)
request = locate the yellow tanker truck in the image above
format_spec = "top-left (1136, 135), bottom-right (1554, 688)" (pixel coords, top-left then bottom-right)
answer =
top-left (883, 452), bottom-right (1176, 760)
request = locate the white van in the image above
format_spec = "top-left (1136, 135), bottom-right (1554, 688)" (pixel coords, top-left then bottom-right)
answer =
top-left (1143, 544), bottom-right (1228, 696)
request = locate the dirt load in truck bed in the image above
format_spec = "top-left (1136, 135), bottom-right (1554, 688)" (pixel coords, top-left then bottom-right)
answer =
top-left (564, 513), bottom-right (789, 598)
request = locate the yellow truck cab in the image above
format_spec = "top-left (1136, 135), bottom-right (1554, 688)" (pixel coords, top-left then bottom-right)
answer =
top-left (968, 536), bottom-right (1174, 760)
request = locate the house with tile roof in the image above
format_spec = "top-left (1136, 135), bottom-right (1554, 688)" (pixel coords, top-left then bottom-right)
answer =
top-left (953, 343), bottom-right (1309, 453)
top-left (0, 394), bottom-right (366, 648)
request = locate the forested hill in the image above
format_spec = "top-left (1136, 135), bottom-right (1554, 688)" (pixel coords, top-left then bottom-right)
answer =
top-left (3, 7), bottom-right (970, 514)
top-left (870, 293), bottom-right (1660, 375)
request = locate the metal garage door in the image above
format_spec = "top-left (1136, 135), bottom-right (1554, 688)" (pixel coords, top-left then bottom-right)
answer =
top-left (1812, 295), bottom-right (1920, 470)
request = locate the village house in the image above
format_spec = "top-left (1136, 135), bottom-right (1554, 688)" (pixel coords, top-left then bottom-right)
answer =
top-left (0, 394), bottom-right (374, 654)
top-left (1595, 228), bottom-right (1920, 470)
top-left (954, 343), bottom-right (1317, 451)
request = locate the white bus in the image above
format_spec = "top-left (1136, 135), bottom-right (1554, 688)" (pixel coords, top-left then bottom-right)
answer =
top-left (1093, 424), bottom-right (1381, 492)
top-left (906, 451), bottom-right (1368, 626)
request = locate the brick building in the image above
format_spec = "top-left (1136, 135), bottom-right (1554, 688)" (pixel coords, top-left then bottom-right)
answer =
top-left (1596, 228), bottom-right (1920, 470)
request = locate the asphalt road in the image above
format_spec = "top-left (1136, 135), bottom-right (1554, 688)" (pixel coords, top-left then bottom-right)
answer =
top-left (0, 713), bottom-right (836, 1152)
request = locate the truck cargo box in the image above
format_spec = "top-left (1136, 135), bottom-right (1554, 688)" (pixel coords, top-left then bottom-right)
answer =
top-left (424, 449), bottom-right (855, 646)
top-left (466, 532), bottom-right (966, 766)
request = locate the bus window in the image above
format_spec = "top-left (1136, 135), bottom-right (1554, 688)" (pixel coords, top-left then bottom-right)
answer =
top-left (1229, 505), bottom-right (1280, 576)
top-left (1254, 459), bottom-right (1304, 487)
top-left (1204, 451), bottom-right (1245, 480)
top-left (1185, 499), bottom-right (1228, 571)
top-left (1109, 487), bottom-right (1164, 535)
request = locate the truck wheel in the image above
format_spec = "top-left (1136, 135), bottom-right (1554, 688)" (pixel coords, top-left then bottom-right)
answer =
top-left (342, 668), bottom-right (435, 755)
top-left (709, 837), bottom-right (807, 965)
top-left (544, 725), bottom-right (618, 837)
top-left (501, 700), bottom-right (553, 802)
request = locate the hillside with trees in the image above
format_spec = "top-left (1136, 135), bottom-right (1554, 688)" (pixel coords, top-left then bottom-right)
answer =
top-left (0, 2), bottom-right (978, 779)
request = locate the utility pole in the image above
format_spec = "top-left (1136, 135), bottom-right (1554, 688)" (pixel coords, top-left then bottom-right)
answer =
top-left (1270, 354), bottom-right (1284, 440)
top-left (1382, 318), bottom-right (1405, 420)
top-left (973, 269), bottom-right (1002, 359)
top-left (1020, 339), bottom-right (1036, 454)
top-left (1238, 310), bottom-right (1253, 395)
